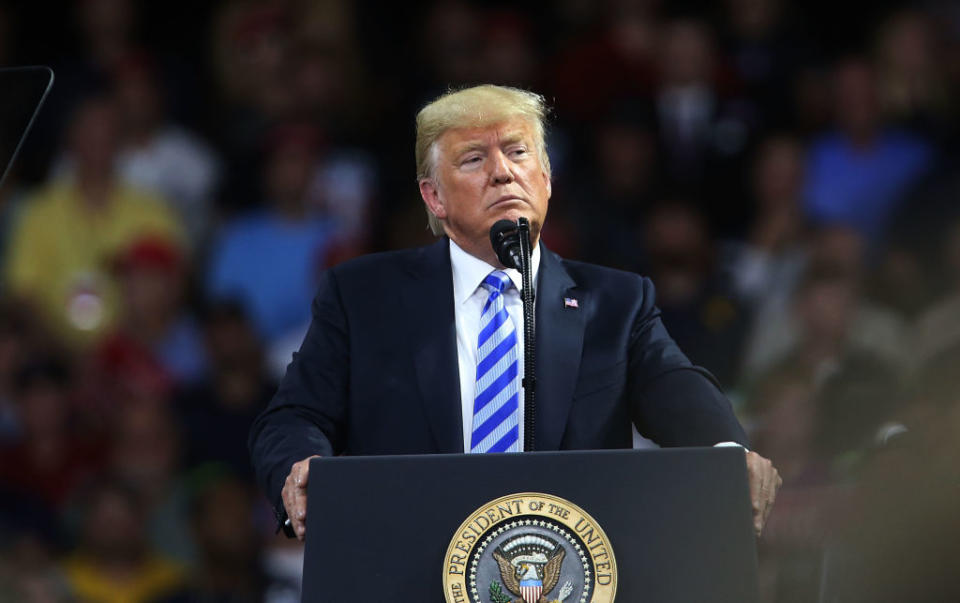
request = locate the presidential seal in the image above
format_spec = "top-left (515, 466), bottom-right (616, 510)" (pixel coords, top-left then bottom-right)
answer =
top-left (443, 493), bottom-right (617, 603)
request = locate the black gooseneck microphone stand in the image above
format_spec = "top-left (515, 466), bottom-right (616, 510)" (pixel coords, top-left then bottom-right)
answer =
top-left (516, 218), bottom-right (536, 452)
top-left (489, 218), bottom-right (536, 451)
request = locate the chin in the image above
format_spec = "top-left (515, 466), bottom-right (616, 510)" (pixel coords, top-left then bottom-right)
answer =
top-left (492, 207), bottom-right (533, 226)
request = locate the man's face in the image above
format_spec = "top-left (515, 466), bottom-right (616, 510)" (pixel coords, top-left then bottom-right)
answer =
top-left (420, 117), bottom-right (551, 265)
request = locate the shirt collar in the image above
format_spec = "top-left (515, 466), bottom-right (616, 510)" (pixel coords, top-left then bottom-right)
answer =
top-left (449, 238), bottom-right (541, 305)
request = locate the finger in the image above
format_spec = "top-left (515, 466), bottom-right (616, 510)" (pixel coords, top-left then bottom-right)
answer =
top-left (746, 457), bottom-right (765, 535)
top-left (293, 479), bottom-right (309, 520)
top-left (762, 497), bottom-right (774, 525)
top-left (283, 491), bottom-right (307, 541)
top-left (291, 456), bottom-right (322, 540)
top-left (294, 455), bottom-right (323, 489)
top-left (746, 453), bottom-right (774, 535)
top-left (758, 499), bottom-right (774, 537)
top-left (281, 484), bottom-right (305, 541)
top-left (758, 467), bottom-right (781, 536)
top-left (755, 487), bottom-right (769, 535)
top-left (766, 470), bottom-right (780, 513)
top-left (293, 458), bottom-right (311, 489)
top-left (287, 501), bottom-right (307, 540)
top-left (746, 455), bottom-right (767, 531)
top-left (282, 473), bottom-right (297, 518)
top-left (745, 452), bottom-right (760, 504)
top-left (288, 463), bottom-right (308, 539)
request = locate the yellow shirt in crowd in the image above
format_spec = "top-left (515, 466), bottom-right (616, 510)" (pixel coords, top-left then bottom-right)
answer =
top-left (63, 553), bottom-right (185, 603)
top-left (4, 178), bottom-right (184, 347)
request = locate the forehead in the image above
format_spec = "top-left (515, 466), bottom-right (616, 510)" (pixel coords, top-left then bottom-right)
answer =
top-left (436, 117), bottom-right (536, 153)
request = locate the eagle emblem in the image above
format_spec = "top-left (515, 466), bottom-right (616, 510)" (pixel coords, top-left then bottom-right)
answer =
top-left (490, 534), bottom-right (573, 603)
top-left (443, 493), bottom-right (617, 603)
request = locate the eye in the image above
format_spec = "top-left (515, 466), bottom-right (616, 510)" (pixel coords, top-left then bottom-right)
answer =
top-left (509, 146), bottom-right (528, 158)
top-left (460, 155), bottom-right (482, 167)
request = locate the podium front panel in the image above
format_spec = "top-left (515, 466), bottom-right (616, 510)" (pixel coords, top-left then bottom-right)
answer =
top-left (302, 447), bottom-right (758, 602)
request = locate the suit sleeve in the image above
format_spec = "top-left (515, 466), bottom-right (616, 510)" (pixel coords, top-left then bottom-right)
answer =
top-left (248, 269), bottom-right (349, 518)
top-left (626, 277), bottom-right (748, 447)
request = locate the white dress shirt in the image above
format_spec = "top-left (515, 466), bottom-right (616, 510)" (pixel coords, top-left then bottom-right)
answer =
top-left (449, 239), bottom-right (540, 453)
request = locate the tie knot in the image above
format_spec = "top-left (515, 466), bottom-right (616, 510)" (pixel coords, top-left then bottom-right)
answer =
top-left (482, 270), bottom-right (512, 294)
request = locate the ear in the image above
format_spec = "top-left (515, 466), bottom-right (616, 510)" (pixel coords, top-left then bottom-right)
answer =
top-left (419, 178), bottom-right (447, 220)
top-left (543, 169), bottom-right (552, 199)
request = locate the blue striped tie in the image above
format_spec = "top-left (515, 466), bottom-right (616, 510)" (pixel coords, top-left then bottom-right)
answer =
top-left (470, 270), bottom-right (520, 453)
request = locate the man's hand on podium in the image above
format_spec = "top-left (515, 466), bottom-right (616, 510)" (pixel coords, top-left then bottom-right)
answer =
top-left (283, 455), bottom-right (322, 541)
top-left (745, 451), bottom-right (781, 537)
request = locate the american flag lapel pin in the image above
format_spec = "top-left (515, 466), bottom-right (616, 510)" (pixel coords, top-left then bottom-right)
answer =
top-left (564, 297), bottom-right (579, 309)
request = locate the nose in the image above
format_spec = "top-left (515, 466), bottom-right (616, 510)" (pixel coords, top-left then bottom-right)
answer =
top-left (489, 150), bottom-right (514, 185)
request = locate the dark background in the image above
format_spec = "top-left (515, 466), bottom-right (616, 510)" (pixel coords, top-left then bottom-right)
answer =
top-left (1, 1), bottom-right (959, 601)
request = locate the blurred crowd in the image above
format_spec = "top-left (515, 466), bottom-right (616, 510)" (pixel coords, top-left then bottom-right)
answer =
top-left (1, 0), bottom-right (959, 601)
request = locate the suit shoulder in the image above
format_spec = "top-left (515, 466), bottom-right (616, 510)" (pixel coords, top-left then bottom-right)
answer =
top-left (328, 242), bottom-right (441, 281)
top-left (559, 258), bottom-right (651, 292)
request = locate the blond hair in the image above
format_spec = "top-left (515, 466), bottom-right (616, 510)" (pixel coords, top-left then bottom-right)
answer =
top-left (415, 85), bottom-right (551, 235)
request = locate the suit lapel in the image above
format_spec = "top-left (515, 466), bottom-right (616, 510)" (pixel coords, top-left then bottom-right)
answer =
top-left (534, 247), bottom-right (585, 450)
top-left (406, 239), bottom-right (464, 453)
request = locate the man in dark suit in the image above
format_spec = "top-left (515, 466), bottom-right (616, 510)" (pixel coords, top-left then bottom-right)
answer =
top-left (249, 85), bottom-right (780, 541)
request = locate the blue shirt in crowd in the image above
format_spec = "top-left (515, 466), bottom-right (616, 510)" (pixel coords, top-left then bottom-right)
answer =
top-left (804, 131), bottom-right (933, 243)
top-left (207, 211), bottom-right (336, 343)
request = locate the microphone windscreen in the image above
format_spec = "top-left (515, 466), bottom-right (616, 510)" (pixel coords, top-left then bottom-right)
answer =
top-left (489, 220), bottom-right (521, 269)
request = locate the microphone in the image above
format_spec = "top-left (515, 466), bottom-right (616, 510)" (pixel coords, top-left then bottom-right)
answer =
top-left (488, 217), bottom-right (537, 452)
top-left (489, 219), bottom-right (522, 270)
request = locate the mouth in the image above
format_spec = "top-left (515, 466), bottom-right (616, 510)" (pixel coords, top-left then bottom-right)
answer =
top-left (488, 195), bottom-right (527, 209)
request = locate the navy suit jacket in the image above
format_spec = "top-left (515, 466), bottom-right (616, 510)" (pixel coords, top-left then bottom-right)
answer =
top-left (249, 238), bottom-right (747, 514)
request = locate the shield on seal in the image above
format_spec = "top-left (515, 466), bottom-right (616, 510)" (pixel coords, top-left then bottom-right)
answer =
top-left (520, 580), bottom-right (542, 603)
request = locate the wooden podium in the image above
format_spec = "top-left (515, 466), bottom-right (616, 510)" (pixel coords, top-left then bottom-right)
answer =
top-left (301, 447), bottom-right (758, 602)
